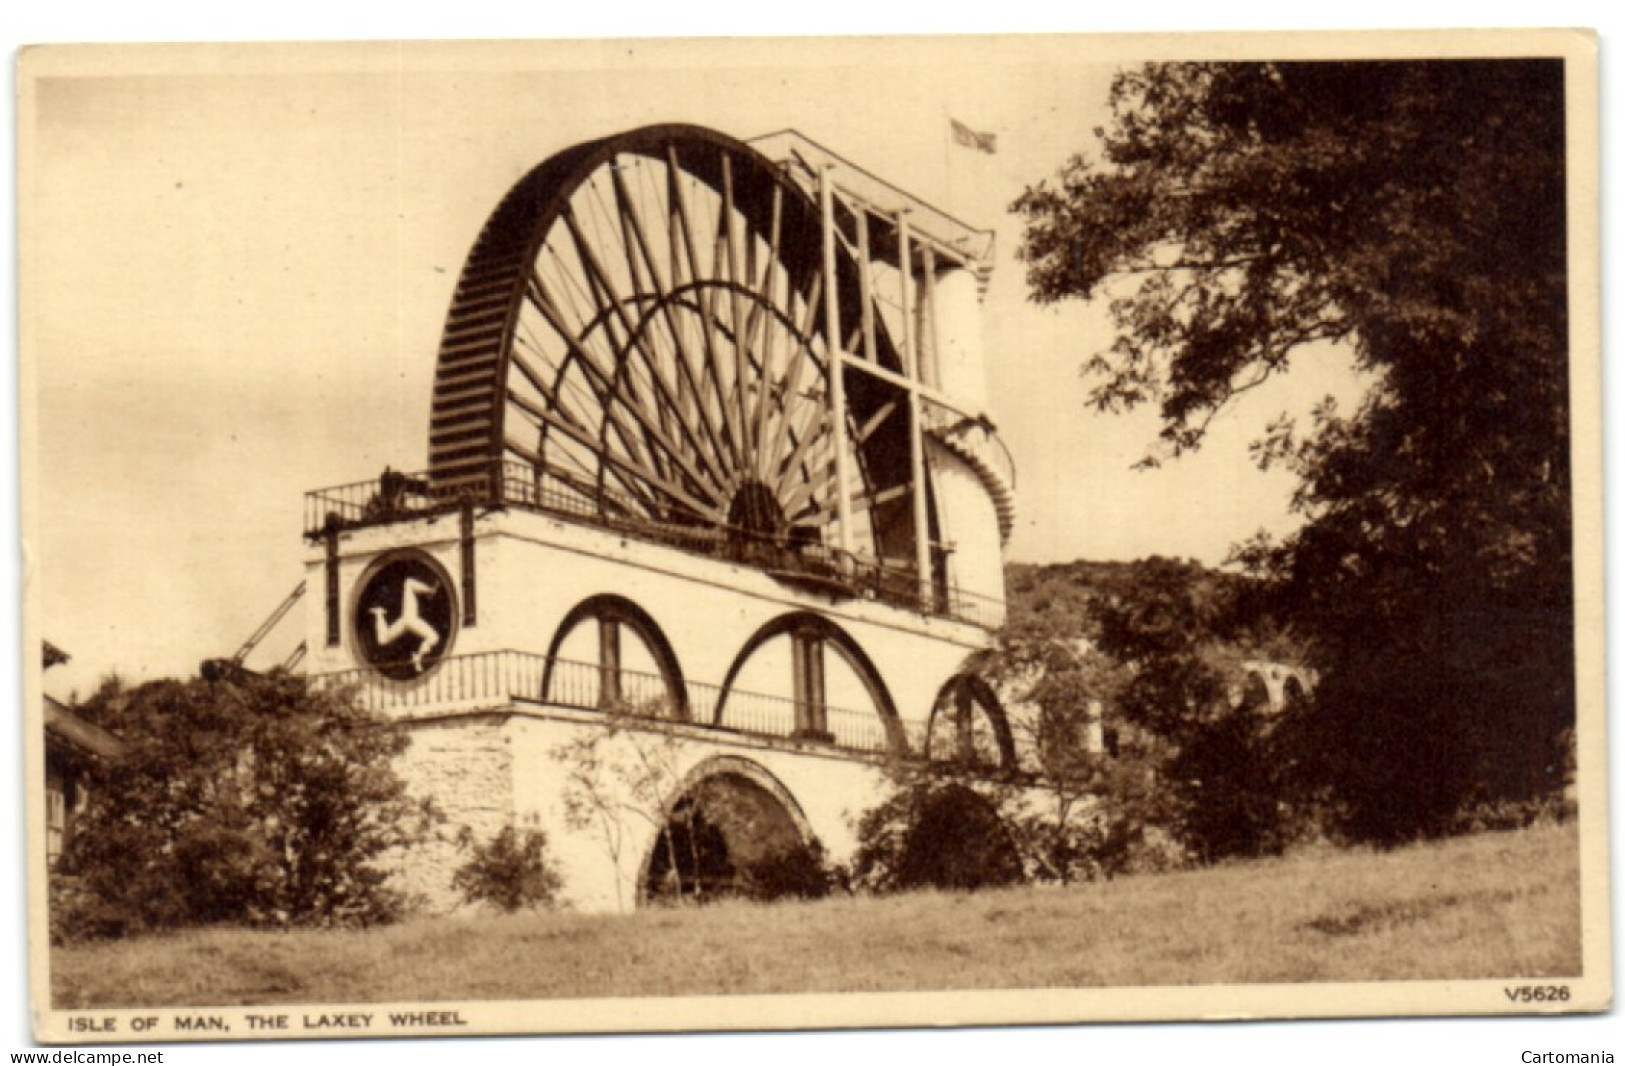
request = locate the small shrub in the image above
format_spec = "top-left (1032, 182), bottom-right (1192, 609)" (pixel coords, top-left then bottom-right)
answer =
top-left (1011, 810), bottom-right (1134, 884)
top-left (1449, 792), bottom-right (1575, 835)
top-left (852, 780), bottom-right (1023, 894)
top-left (49, 875), bottom-right (134, 945)
top-left (452, 826), bottom-right (563, 912)
top-left (738, 839), bottom-right (840, 901)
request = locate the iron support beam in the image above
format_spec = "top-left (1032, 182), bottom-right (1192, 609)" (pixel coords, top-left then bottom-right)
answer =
top-left (897, 212), bottom-right (932, 607)
top-left (836, 341), bottom-right (978, 424)
top-left (920, 244), bottom-right (940, 390)
top-left (819, 166), bottom-right (853, 567)
top-left (856, 209), bottom-right (878, 365)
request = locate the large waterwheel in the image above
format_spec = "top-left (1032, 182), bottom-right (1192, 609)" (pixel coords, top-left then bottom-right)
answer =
top-left (427, 124), bottom-right (927, 592)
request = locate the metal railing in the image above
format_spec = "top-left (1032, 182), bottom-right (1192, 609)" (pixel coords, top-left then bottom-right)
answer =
top-left (304, 460), bottom-right (1006, 630)
top-left (304, 468), bottom-right (463, 534)
top-left (317, 648), bottom-right (910, 757)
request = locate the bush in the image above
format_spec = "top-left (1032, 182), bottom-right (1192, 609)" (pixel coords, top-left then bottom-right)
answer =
top-left (1164, 708), bottom-right (1301, 863)
top-left (738, 839), bottom-right (840, 902)
top-left (451, 826), bottom-right (563, 912)
top-left (1448, 793), bottom-right (1576, 836)
top-left (59, 673), bottom-right (438, 935)
top-left (49, 875), bottom-right (133, 945)
top-left (852, 779), bottom-right (1023, 894)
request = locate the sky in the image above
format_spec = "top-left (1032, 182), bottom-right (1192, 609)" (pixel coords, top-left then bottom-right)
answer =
top-left (6, 4), bottom-right (1621, 1065)
top-left (23, 37), bottom-right (1377, 697)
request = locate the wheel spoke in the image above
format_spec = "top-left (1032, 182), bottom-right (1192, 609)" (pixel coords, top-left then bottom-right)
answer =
top-left (760, 269), bottom-right (825, 479)
top-left (525, 277), bottom-right (729, 512)
top-left (508, 384), bottom-right (664, 514)
top-left (432, 128), bottom-right (922, 576)
top-left (519, 277), bottom-right (664, 490)
top-left (512, 399), bottom-right (723, 521)
top-left (559, 205), bottom-right (735, 496)
top-left (720, 154), bottom-right (754, 470)
top-left (609, 160), bottom-right (736, 481)
top-left (774, 401), bottom-right (833, 502)
top-left (667, 144), bottom-right (746, 472)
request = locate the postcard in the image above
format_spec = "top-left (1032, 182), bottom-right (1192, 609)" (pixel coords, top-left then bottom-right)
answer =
top-left (19, 28), bottom-right (1607, 1046)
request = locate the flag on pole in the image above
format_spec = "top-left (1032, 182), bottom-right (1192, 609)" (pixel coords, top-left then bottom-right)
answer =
top-left (950, 118), bottom-right (997, 155)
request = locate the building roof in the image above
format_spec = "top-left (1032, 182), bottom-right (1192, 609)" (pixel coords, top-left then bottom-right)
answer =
top-left (44, 695), bottom-right (125, 761)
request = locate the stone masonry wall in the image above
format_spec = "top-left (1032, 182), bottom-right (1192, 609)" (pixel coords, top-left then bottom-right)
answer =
top-left (388, 713), bottom-right (514, 912)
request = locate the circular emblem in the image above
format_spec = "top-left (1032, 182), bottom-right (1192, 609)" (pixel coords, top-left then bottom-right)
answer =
top-left (352, 551), bottom-right (457, 681)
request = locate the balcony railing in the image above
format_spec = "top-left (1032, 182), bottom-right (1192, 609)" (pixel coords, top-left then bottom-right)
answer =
top-left (317, 648), bottom-right (909, 757)
top-left (304, 461), bottom-right (1006, 630)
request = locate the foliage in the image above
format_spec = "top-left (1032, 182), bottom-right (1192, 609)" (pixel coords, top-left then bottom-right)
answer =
top-left (451, 826), bottom-right (563, 912)
top-left (53, 822), bottom-right (1580, 1006)
top-left (737, 839), bottom-right (841, 902)
top-left (1013, 60), bottom-right (1572, 842)
top-left (1087, 557), bottom-right (1307, 861)
top-left (57, 672), bottom-right (438, 937)
top-left (850, 768), bottom-right (1023, 893)
top-left (995, 556), bottom-right (1307, 867)
top-left (49, 875), bottom-right (134, 946)
top-left (968, 614), bottom-right (1159, 882)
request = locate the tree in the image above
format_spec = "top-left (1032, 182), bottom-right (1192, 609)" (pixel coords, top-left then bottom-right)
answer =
top-left (1090, 557), bottom-right (1305, 861)
top-left (969, 609), bottom-right (1154, 882)
top-left (1013, 60), bottom-right (1573, 842)
top-left (990, 557), bottom-right (1312, 871)
top-left (553, 698), bottom-right (690, 909)
top-left (59, 672), bottom-right (439, 934)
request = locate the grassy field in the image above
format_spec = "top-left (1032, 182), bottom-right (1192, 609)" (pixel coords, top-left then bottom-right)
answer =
top-left (51, 821), bottom-right (1581, 1008)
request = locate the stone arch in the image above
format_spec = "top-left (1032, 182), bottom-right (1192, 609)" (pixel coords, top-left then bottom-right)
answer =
top-left (1282, 674), bottom-right (1308, 708)
top-left (541, 593), bottom-right (689, 719)
top-left (713, 611), bottom-right (904, 753)
top-left (924, 673), bottom-right (1017, 771)
top-left (1239, 670), bottom-right (1272, 714)
top-left (637, 755), bottom-right (816, 906)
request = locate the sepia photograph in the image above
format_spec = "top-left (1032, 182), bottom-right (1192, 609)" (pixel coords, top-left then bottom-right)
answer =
top-left (14, 21), bottom-right (1609, 1055)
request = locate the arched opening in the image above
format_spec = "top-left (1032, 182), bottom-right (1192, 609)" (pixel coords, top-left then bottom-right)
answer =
top-left (640, 757), bottom-right (821, 905)
top-left (714, 612), bottom-right (903, 754)
top-left (1282, 675), bottom-right (1308, 709)
top-left (1238, 671), bottom-right (1272, 715)
top-left (924, 674), bottom-right (1017, 771)
top-left (541, 594), bottom-right (688, 719)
